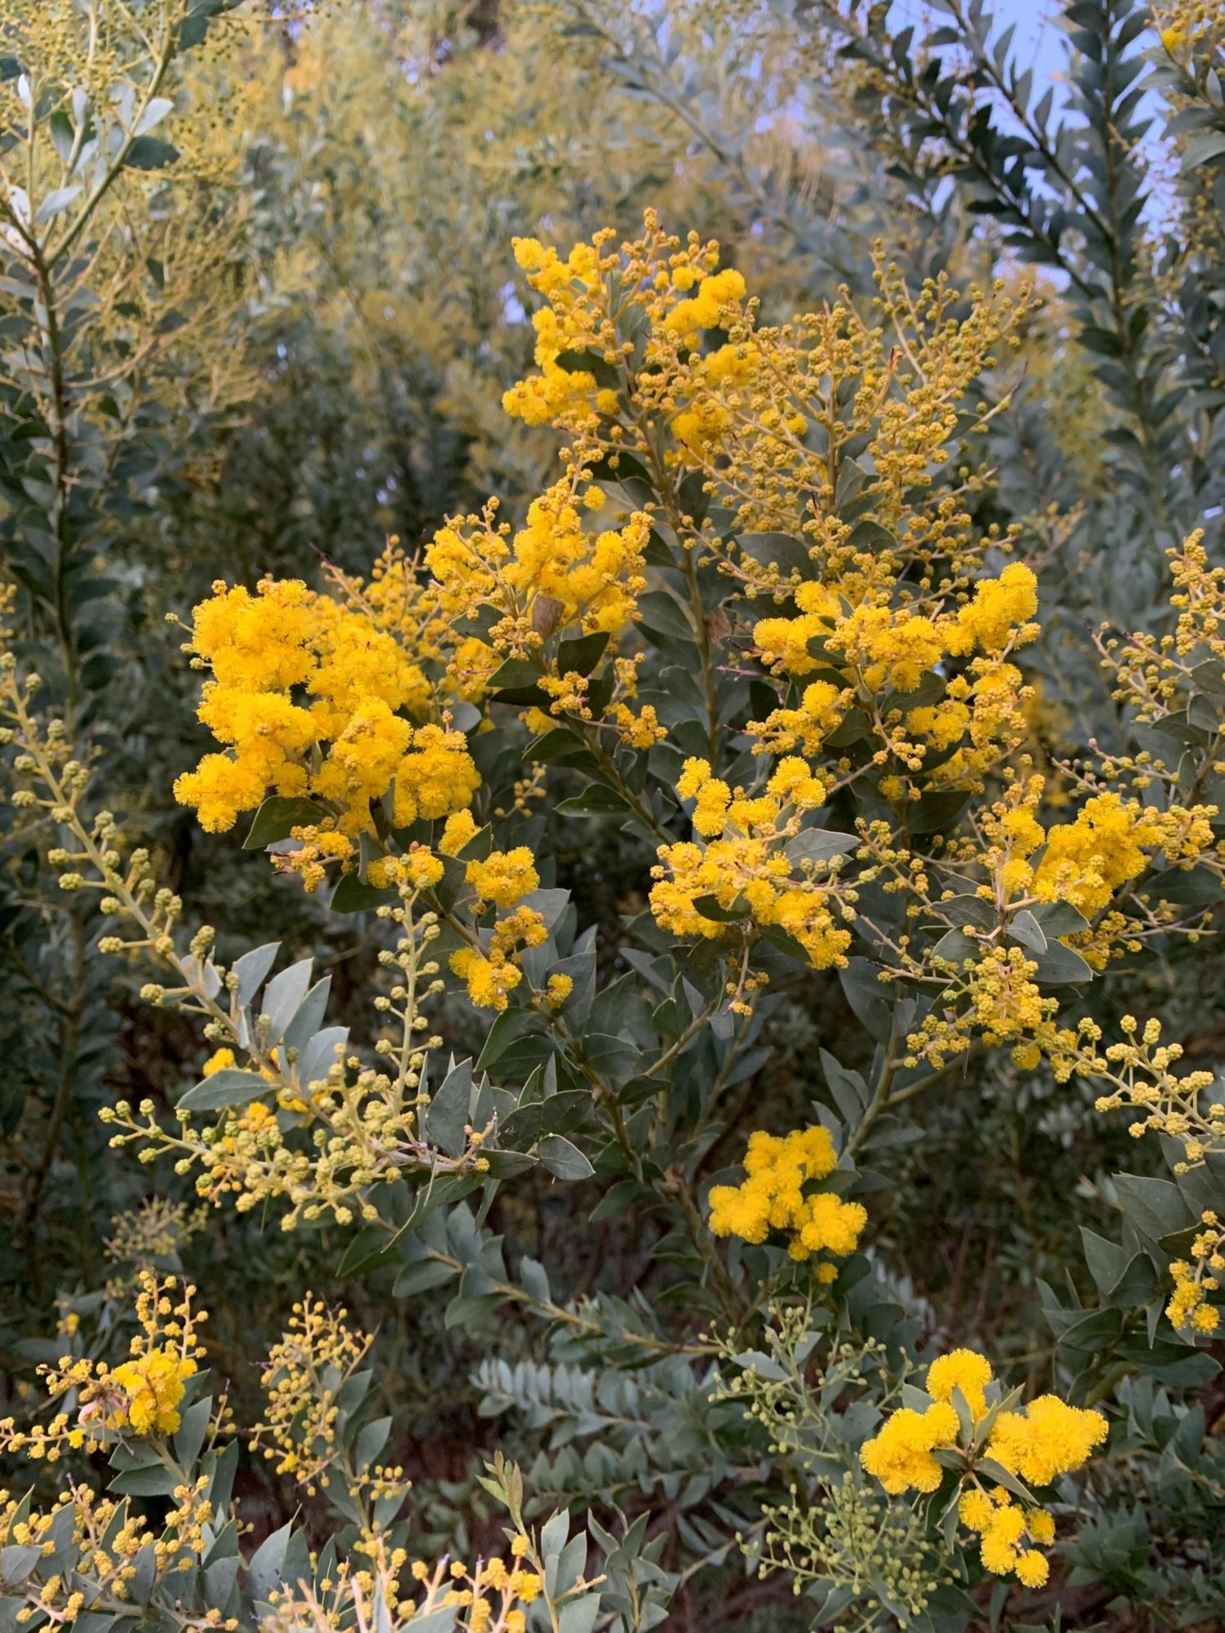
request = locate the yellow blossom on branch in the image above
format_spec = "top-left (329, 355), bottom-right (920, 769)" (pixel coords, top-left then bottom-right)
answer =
top-left (861, 1347), bottom-right (1106, 1586)
top-left (707, 1125), bottom-right (868, 1268)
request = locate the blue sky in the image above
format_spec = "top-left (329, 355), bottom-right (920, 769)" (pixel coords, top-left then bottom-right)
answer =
top-left (886, 1), bottom-right (1164, 154)
top-left (891, 0), bottom-right (1070, 90)
top-left (966, 0), bottom-right (1071, 73)
top-left (972, 0), bottom-right (1069, 82)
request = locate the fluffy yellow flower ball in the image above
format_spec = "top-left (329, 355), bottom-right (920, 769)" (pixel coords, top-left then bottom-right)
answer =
top-left (859, 1402), bottom-right (959, 1494)
top-left (926, 1347), bottom-right (993, 1420)
top-left (109, 1348), bottom-right (197, 1437)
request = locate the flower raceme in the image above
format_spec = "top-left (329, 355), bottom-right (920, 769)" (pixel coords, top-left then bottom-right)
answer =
top-left (148, 217), bottom-right (1225, 1220)
top-left (173, 576), bottom-right (479, 842)
top-left (423, 469), bottom-right (652, 674)
top-left (860, 1348), bottom-right (1106, 1588)
top-left (748, 562), bottom-right (1038, 796)
top-left (1167, 1210), bottom-right (1223, 1336)
top-left (0, 1273), bottom-right (205, 1461)
top-left (706, 1125), bottom-right (867, 1273)
top-left (174, 475), bottom-right (651, 903)
top-left (266, 1542), bottom-right (545, 1633)
top-left (249, 1295), bottom-right (375, 1493)
top-left (651, 756), bottom-right (855, 975)
top-left (500, 220), bottom-right (745, 435)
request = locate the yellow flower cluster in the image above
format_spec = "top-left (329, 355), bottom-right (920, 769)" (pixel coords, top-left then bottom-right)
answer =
top-left (266, 1534), bottom-right (545, 1633)
top-left (1, 1487), bottom-right (149, 1623)
top-left (1103, 533), bottom-right (1225, 716)
top-left (250, 1296), bottom-right (374, 1493)
top-left (425, 469), bottom-right (651, 688)
top-left (413, 1549), bottom-right (542, 1629)
top-left (926, 1347), bottom-right (993, 1418)
top-left (1153, 1), bottom-right (1222, 56)
top-left (450, 906), bottom-right (549, 1013)
top-left (953, 563), bottom-right (1042, 654)
top-left (366, 847), bottom-right (445, 894)
top-left (466, 847), bottom-right (540, 909)
top-left (0, 1273), bottom-right (205, 1460)
top-left (108, 1348), bottom-right (197, 1437)
top-left (1032, 791), bottom-right (1212, 918)
top-left (489, 219), bottom-right (1223, 1103)
top-left (0, 1474), bottom-right (216, 1626)
top-left (750, 562), bottom-right (1038, 796)
top-left (903, 944), bottom-right (1062, 1072)
top-left (501, 232), bottom-right (621, 427)
top-left (502, 215), bottom-right (745, 436)
top-left (861, 1348), bottom-right (1106, 1588)
top-left (1, 676), bottom-right (506, 1226)
top-left (660, 265), bottom-right (748, 344)
top-left (1167, 1210), bottom-right (1223, 1336)
top-left (1084, 1014), bottom-right (1223, 1166)
top-left (660, 253), bottom-right (1032, 596)
top-left (854, 759), bottom-right (1220, 1077)
top-left (651, 756), bottom-right (854, 970)
top-left (108, 1272), bottom-right (205, 1439)
top-left (173, 576), bottom-right (477, 840)
top-left (957, 1489), bottom-right (1055, 1587)
top-left (988, 1393), bottom-right (1109, 1486)
top-left (0, 1280), bottom-right (570, 1633)
top-left (707, 1125), bottom-right (867, 1269)
top-left (858, 1400), bottom-right (959, 1495)
top-left (105, 1197), bottom-right (208, 1279)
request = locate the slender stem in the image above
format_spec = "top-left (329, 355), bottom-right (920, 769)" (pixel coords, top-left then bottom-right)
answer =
top-left (25, 237), bottom-right (81, 721)
top-left (1082, 1359), bottom-right (1130, 1409)
top-left (421, 1244), bottom-right (718, 1357)
top-left (47, 16), bottom-right (178, 270)
top-left (845, 1009), bottom-right (899, 1158)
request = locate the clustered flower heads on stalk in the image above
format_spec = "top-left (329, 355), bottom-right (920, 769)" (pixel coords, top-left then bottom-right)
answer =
top-left (1166, 1209), bottom-right (1224, 1336)
top-left (161, 218), bottom-right (1225, 1092)
top-left (860, 1349), bottom-right (1107, 1588)
top-left (0, 663), bottom-right (495, 1228)
top-left (264, 1545), bottom-right (546, 1633)
top-left (0, 1273), bottom-right (206, 1461)
top-left (706, 1125), bottom-right (867, 1274)
top-left (0, 1282), bottom-right (581, 1633)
